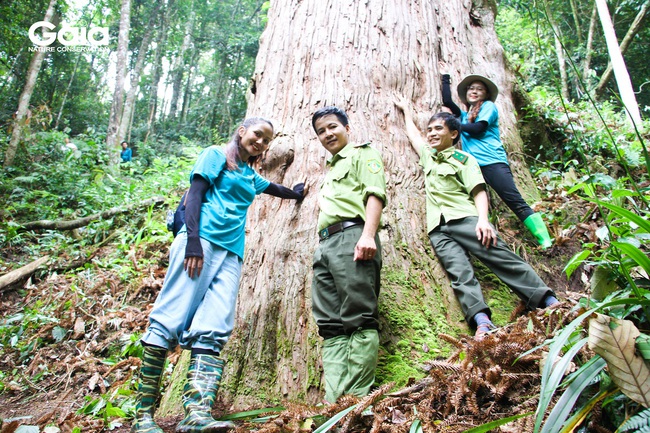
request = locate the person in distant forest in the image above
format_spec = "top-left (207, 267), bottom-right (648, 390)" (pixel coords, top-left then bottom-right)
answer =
top-left (120, 141), bottom-right (133, 162)
top-left (130, 117), bottom-right (305, 433)
top-left (441, 73), bottom-right (553, 249)
top-left (310, 106), bottom-right (387, 403)
top-left (394, 99), bottom-right (559, 339)
top-left (120, 141), bottom-right (132, 163)
top-left (61, 137), bottom-right (78, 152)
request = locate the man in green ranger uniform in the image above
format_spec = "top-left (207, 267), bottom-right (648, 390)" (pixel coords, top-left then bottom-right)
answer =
top-left (394, 100), bottom-right (558, 339)
top-left (311, 106), bottom-right (387, 403)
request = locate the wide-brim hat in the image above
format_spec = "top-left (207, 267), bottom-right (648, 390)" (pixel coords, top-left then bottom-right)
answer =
top-left (457, 74), bottom-right (499, 104)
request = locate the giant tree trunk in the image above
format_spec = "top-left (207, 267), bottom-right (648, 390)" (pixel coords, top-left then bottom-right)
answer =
top-left (186, 0), bottom-right (537, 409)
top-left (160, 0), bottom-right (537, 413)
top-left (3, 0), bottom-right (57, 168)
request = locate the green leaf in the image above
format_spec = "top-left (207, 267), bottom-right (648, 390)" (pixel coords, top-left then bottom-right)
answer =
top-left (560, 387), bottom-right (619, 433)
top-left (52, 326), bottom-right (67, 343)
top-left (563, 250), bottom-right (591, 278)
top-left (584, 198), bottom-right (650, 233)
top-left (463, 412), bottom-right (532, 432)
top-left (105, 404), bottom-right (126, 418)
top-left (219, 407), bottom-right (285, 421)
top-left (535, 307), bottom-right (596, 433)
top-left (313, 404), bottom-right (358, 433)
top-left (612, 242), bottom-right (650, 276)
top-left (540, 357), bottom-right (606, 433)
top-left (611, 189), bottom-right (639, 199)
top-left (591, 266), bottom-right (620, 301)
top-left (409, 419), bottom-right (423, 433)
top-left (637, 333), bottom-right (650, 361)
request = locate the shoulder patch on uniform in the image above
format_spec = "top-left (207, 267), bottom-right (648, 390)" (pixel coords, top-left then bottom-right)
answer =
top-left (367, 159), bottom-right (383, 174)
top-left (354, 142), bottom-right (371, 148)
top-left (452, 150), bottom-right (469, 164)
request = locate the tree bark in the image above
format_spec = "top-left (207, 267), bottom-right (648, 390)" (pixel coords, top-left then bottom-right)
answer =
top-left (106, 0), bottom-right (132, 164)
top-left (20, 197), bottom-right (165, 231)
top-left (0, 256), bottom-right (50, 293)
top-left (168, 6), bottom-right (195, 120)
top-left (594, 0), bottom-right (650, 100)
top-left (118, 3), bottom-right (161, 144)
top-left (54, 53), bottom-right (82, 130)
top-left (569, 0), bottom-right (583, 43)
top-left (594, 0), bottom-right (643, 126)
top-left (3, 0), bottom-right (57, 168)
top-left (583, 3), bottom-right (598, 85)
top-left (144, 0), bottom-right (174, 144)
top-left (544, 0), bottom-right (570, 101)
top-left (155, 0), bottom-right (536, 409)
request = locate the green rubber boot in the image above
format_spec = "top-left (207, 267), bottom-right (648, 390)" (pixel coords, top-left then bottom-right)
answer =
top-left (523, 213), bottom-right (553, 250)
top-left (131, 344), bottom-right (167, 433)
top-left (322, 335), bottom-right (350, 403)
top-left (344, 328), bottom-right (379, 398)
top-left (176, 354), bottom-right (235, 433)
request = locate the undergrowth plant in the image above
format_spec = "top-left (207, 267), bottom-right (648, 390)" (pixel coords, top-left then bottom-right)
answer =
top-left (498, 81), bottom-right (649, 433)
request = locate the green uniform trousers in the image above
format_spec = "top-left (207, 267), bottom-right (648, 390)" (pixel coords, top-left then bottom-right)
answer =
top-left (312, 225), bottom-right (382, 402)
top-left (428, 216), bottom-right (553, 326)
top-left (312, 225), bottom-right (381, 339)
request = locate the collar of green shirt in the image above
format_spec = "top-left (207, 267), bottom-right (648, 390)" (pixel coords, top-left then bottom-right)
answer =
top-left (327, 142), bottom-right (370, 166)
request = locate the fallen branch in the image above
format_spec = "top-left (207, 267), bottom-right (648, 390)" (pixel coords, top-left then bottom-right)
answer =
top-left (20, 196), bottom-right (166, 231)
top-left (0, 255), bottom-right (50, 293)
top-left (50, 231), bottom-right (120, 273)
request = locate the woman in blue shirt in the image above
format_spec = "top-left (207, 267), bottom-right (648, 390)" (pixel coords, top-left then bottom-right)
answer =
top-left (131, 117), bottom-right (304, 433)
top-left (442, 74), bottom-right (553, 249)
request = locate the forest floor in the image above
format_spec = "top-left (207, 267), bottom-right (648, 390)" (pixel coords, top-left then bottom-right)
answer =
top-left (0, 187), bottom-right (601, 433)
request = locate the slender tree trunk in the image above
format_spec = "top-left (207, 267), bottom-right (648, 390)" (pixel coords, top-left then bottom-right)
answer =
top-left (594, 0), bottom-right (650, 100)
top-left (544, 0), bottom-right (570, 101)
top-left (54, 53), bottom-right (83, 129)
top-left (594, 0), bottom-right (643, 126)
top-left (3, 0), bottom-right (57, 168)
top-left (0, 48), bottom-right (24, 100)
top-left (583, 3), bottom-right (598, 83)
top-left (106, 0), bottom-right (132, 164)
top-left (569, 0), bottom-right (583, 43)
top-left (180, 50), bottom-right (198, 124)
top-left (144, 0), bottom-right (173, 144)
top-left (164, 0), bottom-right (541, 410)
top-left (117, 3), bottom-right (161, 144)
top-left (168, 7), bottom-right (194, 120)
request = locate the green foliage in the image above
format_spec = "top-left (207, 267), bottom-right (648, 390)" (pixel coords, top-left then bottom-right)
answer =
top-left (496, 0), bottom-right (650, 109)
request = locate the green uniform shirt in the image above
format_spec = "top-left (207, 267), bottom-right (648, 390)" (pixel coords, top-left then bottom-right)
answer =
top-left (317, 142), bottom-right (387, 232)
top-left (419, 145), bottom-right (485, 233)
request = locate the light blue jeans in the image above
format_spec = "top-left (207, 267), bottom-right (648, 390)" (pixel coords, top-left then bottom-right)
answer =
top-left (142, 232), bottom-right (242, 353)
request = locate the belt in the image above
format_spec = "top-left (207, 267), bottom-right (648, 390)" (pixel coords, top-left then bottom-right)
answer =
top-left (319, 219), bottom-right (364, 241)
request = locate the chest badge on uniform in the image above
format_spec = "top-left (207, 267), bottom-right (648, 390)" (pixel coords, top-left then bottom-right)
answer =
top-left (367, 159), bottom-right (382, 174)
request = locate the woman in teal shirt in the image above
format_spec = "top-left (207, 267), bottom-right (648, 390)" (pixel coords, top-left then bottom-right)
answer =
top-left (442, 74), bottom-right (553, 249)
top-left (131, 117), bottom-right (304, 433)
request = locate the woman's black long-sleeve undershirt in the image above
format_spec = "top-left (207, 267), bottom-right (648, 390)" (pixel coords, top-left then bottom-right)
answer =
top-left (183, 177), bottom-right (305, 258)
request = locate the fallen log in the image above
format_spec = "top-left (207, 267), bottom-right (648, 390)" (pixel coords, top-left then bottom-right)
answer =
top-left (0, 255), bottom-right (50, 293)
top-left (20, 196), bottom-right (166, 231)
